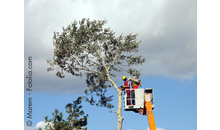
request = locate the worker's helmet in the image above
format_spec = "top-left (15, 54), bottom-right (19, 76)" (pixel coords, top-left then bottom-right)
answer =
top-left (122, 76), bottom-right (127, 80)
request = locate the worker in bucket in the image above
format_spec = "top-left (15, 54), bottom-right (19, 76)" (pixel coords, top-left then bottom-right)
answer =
top-left (130, 76), bottom-right (142, 105)
top-left (120, 76), bottom-right (131, 105)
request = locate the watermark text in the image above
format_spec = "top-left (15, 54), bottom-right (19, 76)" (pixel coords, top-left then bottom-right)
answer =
top-left (26, 56), bottom-right (33, 127)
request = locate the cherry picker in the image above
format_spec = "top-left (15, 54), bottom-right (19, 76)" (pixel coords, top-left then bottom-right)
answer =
top-left (123, 88), bottom-right (156, 130)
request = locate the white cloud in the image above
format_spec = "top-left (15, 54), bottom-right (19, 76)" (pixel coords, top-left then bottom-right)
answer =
top-left (24, 121), bottom-right (52, 130)
top-left (24, 0), bottom-right (196, 93)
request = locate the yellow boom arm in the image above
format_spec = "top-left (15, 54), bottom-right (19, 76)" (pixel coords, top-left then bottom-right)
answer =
top-left (141, 94), bottom-right (156, 130)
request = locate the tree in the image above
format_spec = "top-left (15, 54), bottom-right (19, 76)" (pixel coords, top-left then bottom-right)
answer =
top-left (41, 97), bottom-right (88, 130)
top-left (43, 109), bottom-right (66, 130)
top-left (47, 18), bottom-right (145, 130)
top-left (65, 97), bottom-right (88, 129)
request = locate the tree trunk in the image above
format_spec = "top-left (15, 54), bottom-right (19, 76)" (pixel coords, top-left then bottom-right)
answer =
top-left (115, 90), bottom-right (124, 130)
top-left (107, 75), bottom-right (124, 130)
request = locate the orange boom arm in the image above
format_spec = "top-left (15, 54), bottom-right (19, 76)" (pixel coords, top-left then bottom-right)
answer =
top-left (140, 94), bottom-right (156, 130)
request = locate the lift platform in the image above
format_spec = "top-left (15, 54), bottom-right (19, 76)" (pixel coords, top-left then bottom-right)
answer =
top-left (124, 88), bottom-right (154, 112)
top-left (123, 88), bottom-right (156, 130)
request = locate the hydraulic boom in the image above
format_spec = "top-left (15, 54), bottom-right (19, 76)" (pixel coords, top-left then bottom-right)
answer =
top-left (142, 94), bottom-right (156, 130)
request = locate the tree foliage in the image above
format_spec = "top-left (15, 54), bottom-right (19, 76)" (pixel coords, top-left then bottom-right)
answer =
top-left (65, 97), bottom-right (88, 129)
top-left (41, 97), bottom-right (88, 130)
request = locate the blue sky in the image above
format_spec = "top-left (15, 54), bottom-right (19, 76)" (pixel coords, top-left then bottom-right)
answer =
top-left (24, 75), bottom-right (197, 130)
top-left (22, 0), bottom-right (199, 130)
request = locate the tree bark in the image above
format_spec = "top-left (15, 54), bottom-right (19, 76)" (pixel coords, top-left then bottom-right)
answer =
top-left (107, 75), bottom-right (124, 130)
top-left (115, 90), bottom-right (124, 130)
